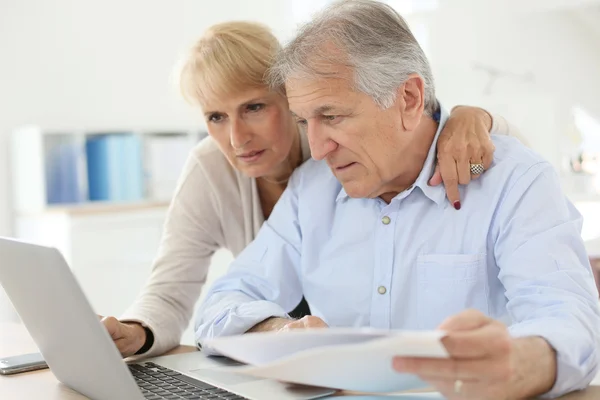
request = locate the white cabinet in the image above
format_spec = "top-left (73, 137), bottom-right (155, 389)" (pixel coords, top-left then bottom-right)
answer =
top-left (14, 204), bottom-right (168, 318)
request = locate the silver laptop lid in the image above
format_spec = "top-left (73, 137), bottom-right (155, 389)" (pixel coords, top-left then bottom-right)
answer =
top-left (0, 237), bottom-right (143, 400)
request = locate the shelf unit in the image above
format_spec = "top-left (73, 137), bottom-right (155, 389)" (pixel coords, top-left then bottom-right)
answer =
top-left (10, 125), bottom-right (207, 215)
top-left (9, 125), bottom-right (207, 320)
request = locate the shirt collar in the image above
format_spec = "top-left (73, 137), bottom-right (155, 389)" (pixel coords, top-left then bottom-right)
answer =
top-left (336, 186), bottom-right (350, 202)
top-left (336, 105), bottom-right (449, 206)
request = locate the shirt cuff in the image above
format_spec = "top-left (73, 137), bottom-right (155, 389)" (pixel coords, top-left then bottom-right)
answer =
top-left (134, 325), bottom-right (155, 355)
top-left (197, 300), bottom-right (289, 356)
top-left (509, 318), bottom-right (599, 398)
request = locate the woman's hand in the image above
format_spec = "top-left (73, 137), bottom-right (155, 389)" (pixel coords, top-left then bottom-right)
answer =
top-left (100, 315), bottom-right (148, 357)
top-left (430, 106), bottom-right (495, 209)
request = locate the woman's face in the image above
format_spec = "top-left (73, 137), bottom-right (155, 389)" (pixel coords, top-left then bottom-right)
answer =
top-left (201, 87), bottom-right (297, 179)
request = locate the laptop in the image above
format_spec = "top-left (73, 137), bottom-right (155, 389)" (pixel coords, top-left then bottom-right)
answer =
top-left (0, 237), bottom-right (335, 400)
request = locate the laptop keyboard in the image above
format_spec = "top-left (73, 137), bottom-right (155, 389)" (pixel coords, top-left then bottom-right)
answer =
top-left (128, 362), bottom-right (247, 400)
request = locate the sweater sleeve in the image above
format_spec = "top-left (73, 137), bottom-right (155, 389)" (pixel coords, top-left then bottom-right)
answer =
top-left (489, 112), bottom-right (531, 147)
top-left (119, 150), bottom-right (220, 358)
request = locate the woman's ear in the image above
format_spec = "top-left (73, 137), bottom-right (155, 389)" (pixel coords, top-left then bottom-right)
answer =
top-left (398, 74), bottom-right (425, 131)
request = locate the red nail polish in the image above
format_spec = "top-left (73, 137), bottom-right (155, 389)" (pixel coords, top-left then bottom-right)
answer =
top-left (453, 201), bottom-right (461, 210)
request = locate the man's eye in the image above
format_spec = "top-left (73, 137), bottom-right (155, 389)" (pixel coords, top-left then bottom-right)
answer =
top-left (324, 115), bottom-right (344, 124)
top-left (296, 119), bottom-right (307, 126)
top-left (247, 103), bottom-right (264, 112)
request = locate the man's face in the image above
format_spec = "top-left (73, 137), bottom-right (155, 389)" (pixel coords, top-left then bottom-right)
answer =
top-left (286, 71), bottom-right (413, 199)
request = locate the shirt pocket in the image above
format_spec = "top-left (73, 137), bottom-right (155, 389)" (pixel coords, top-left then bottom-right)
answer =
top-left (416, 253), bottom-right (488, 329)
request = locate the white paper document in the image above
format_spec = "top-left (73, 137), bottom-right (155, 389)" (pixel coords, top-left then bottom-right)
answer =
top-left (205, 328), bottom-right (448, 394)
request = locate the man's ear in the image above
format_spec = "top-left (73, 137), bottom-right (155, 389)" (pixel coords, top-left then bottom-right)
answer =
top-left (398, 74), bottom-right (425, 131)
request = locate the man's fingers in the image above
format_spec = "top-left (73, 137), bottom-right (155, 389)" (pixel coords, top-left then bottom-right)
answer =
top-left (281, 316), bottom-right (327, 331)
top-left (442, 322), bottom-right (511, 358)
top-left (438, 309), bottom-right (491, 331)
top-left (428, 164), bottom-right (442, 186)
top-left (302, 316), bottom-right (328, 328)
top-left (418, 377), bottom-right (501, 400)
top-left (279, 321), bottom-right (302, 331)
top-left (415, 379), bottom-right (459, 400)
top-left (438, 156), bottom-right (461, 209)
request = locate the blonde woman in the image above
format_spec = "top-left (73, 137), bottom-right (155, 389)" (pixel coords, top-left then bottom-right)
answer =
top-left (101, 21), bottom-right (522, 358)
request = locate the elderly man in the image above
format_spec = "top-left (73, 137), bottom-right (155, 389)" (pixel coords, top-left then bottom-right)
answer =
top-left (195, 0), bottom-right (600, 398)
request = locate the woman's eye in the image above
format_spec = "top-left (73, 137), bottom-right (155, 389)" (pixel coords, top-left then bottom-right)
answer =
top-left (208, 114), bottom-right (224, 123)
top-left (247, 103), bottom-right (264, 112)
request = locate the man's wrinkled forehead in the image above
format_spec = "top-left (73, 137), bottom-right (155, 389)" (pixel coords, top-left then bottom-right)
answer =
top-left (285, 69), bottom-right (355, 117)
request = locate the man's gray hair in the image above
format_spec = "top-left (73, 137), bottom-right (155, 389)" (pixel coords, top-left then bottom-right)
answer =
top-left (269, 0), bottom-right (437, 116)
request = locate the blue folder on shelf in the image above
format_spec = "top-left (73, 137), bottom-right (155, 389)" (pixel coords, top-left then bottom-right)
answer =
top-left (46, 142), bottom-right (84, 205)
top-left (85, 134), bottom-right (144, 202)
top-left (119, 134), bottom-right (144, 201)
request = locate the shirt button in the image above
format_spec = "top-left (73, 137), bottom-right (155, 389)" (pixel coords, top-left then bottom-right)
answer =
top-left (377, 286), bottom-right (387, 295)
top-left (381, 216), bottom-right (391, 225)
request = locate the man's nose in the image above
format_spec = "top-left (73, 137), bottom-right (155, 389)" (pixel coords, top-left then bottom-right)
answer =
top-left (307, 123), bottom-right (337, 160)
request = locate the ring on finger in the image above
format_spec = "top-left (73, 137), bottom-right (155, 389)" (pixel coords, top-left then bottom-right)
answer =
top-left (469, 162), bottom-right (485, 175)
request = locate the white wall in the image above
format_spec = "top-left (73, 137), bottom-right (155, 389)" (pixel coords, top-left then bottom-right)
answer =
top-left (0, 0), bottom-right (301, 238)
top-left (426, 1), bottom-right (600, 255)
top-left (4, 1), bottom-right (599, 233)
top-left (0, 138), bottom-right (9, 237)
top-left (428, 1), bottom-right (600, 172)
top-left (0, 0), bottom-right (302, 323)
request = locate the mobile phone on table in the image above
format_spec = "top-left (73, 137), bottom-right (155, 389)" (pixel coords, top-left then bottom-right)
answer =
top-left (0, 352), bottom-right (48, 375)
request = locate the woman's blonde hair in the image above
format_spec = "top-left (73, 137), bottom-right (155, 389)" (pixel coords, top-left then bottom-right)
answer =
top-left (179, 21), bottom-right (281, 105)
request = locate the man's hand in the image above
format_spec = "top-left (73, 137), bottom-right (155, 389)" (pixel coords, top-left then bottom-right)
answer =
top-left (247, 316), bottom-right (328, 333)
top-left (100, 315), bottom-right (147, 358)
top-left (392, 310), bottom-right (557, 400)
top-left (279, 316), bottom-right (328, 331)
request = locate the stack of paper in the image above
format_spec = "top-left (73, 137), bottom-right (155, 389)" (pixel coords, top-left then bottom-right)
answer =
top-left (205, 328), bottom-right (448, 394)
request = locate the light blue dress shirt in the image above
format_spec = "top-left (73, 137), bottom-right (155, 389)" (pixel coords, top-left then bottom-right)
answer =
top-left (195, 110), bottom-right (600, 398)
